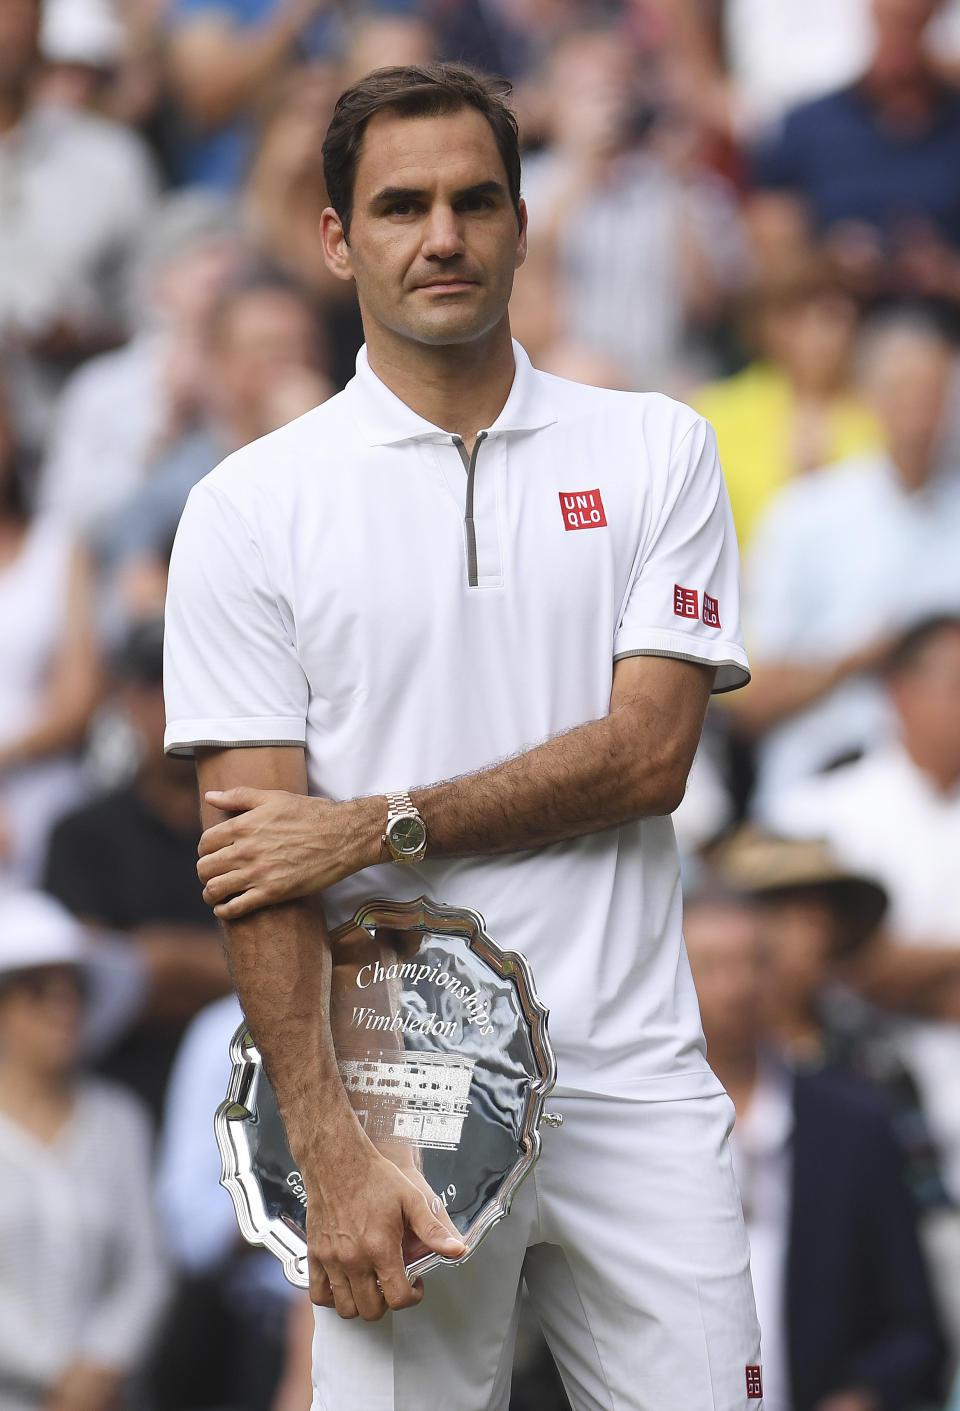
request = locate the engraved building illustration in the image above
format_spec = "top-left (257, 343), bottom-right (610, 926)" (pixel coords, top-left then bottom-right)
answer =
top-left (339, 1051), bottom-right (476, 1150)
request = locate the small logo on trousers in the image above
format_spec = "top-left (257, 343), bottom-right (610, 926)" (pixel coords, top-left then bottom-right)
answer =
top-left (746, 1365), bottom-right (763, 1399)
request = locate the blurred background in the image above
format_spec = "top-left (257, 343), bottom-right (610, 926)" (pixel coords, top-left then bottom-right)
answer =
top-left (2, 0), bottom-right (960, 1408)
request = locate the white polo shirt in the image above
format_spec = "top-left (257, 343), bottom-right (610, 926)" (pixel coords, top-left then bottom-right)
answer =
top-left (164, 342), bottom-right (749, 1099)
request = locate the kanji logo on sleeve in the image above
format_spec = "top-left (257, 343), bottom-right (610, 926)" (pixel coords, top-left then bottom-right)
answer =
top-left (674, 585), bottom-right (699, 619)
top-left (746, 1366), bottom-right (763, 1400)
top-left (559, 489), bottom-right (607, 531)
top-left (702, 593), bottom-right (721, 629)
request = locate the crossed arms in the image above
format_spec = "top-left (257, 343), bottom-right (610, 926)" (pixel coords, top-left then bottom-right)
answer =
top-left (195, 653), bottom-right (714, 1321)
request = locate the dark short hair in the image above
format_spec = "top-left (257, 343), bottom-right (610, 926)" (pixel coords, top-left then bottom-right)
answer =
top-left (322, 63), bottom-right (522, 241)
top-left (882, 614), bottom-right (960, 678)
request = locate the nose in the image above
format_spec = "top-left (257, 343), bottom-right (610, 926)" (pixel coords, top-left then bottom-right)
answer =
top-left (420, 202), bottom-right (465, 261)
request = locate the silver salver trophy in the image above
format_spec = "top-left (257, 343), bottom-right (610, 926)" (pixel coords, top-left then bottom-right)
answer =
top-left (215, 896), bottom-right (560, 1287)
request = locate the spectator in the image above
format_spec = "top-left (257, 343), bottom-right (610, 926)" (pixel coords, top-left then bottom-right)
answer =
top-left (519, 25), bottom-right (748, 390)
top-left (765, 616), bottom-right (960, 1204)
top-left (43, 618), bottom-right (230, 1120)
top-left (101, 270), bottom-right (333, 621)
top-left (668, 0), bottom-right (874, 140)
top-left (685, 892), bottom-right (946, 1411)
top-left (0, 889), bottom-right (169, 1411)
top-left (764, 617), bottom-right (960, 1357)
top-left (708, 826), bottom-right (889, 1066)
top-left (749, 0), bottom-right (960, 305)
top-left (155, 994), bottom-right (299, 1411)
top-left (0, 0), bottom-right (158, 449)
top-left (737, 312), bottom-right (960, 809)
top-left (692, 254), bottom-right (882, 550)
top-left (38, 0), bottom-right (167, 130)
top-left (165, 0), bottom-right (338, 189)
top-left (0, 384), bottom-right (100, 887)
top-left (38, 189), bottom-right (249, 550)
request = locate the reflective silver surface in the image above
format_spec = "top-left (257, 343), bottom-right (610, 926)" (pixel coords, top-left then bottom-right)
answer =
top-left (215, 896), bottom-right (557, 1288)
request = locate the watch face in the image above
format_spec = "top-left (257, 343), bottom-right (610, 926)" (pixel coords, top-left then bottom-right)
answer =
top-left (389, 815), bottom-right (426, 856)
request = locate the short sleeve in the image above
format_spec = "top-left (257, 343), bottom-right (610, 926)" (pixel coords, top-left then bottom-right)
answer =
top-left (163, 479), bottom-right (309, 756)
top-left (614, 415), bottom-right (750, 693)
top-left (748, 108), bottom-right (805, 192)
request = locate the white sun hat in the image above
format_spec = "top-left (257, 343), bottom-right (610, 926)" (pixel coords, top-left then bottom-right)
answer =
top-left (0, 890), bottom-right (147, 1054)
top-left (40, 0), bottom-right (124, 70)
top-left (0, 889), bottom-right (92, 981)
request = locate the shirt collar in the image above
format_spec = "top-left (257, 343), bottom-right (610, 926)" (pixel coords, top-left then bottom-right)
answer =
top-left (345, 339), bottom-right (558, 447)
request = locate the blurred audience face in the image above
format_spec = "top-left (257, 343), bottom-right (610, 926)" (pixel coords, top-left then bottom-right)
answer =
top-left (0, 965), bottom-right (84, 1075)
top-left (0, 0), bottom-right (39, 102)
top-left (212, 284), bottom-right (322, 414)
top-left (889, 621), bottom-right (960, 786)
top-left (340, 15), bottom-right (436, 87)
top-left (328, 106), bottom-right (526, 351)
top-left (153, 234), bottom-right (247, 331)
top-left (753, 892), bottom-right (836, 1033)
top-left (858, 322), bottom-right (954, 470)
top-left (758, 286), bottom-right (859, 392)
top-left (543, 31), bottom-right (637, 156)
top-left (684, 901), bottom-right (769, 1057)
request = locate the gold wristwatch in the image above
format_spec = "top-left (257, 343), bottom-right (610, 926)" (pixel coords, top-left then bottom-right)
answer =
top-left (383, 791), bottom-right (427, 863)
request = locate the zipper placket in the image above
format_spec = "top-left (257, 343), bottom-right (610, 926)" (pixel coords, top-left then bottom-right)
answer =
top-left (452, 430), bottom-right (488, 588)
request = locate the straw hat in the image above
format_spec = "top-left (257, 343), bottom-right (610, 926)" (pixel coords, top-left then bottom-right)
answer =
top-left (708, 827), bottom-right (888, 952)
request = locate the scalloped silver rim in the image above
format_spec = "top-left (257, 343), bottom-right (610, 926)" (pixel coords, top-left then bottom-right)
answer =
top-left (215, 895), bottom-right (557, 1288)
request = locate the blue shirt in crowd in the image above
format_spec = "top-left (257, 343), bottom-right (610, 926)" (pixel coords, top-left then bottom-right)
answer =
top-left (168, 0), bottom-right (336, 189)
top-left (752, 82), bottom-right (960, 249)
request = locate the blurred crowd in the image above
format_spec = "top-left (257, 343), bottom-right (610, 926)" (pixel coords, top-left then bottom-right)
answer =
top-left (3, 0), bottom-right (960, 1408)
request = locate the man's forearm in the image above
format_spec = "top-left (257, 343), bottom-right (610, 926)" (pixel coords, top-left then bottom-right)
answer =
top-left (220, 897), bottom-right (357, 1165)
top-left (411, 692), bottom-right (695, 859)
top-left (198, 656), bottom-right (715, 918)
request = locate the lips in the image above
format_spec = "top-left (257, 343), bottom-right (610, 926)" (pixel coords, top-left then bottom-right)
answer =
top-left (415, 278), bottom-right (478, 291)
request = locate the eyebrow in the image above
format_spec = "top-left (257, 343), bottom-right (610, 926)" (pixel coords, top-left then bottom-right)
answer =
top-left (370, 179), bottom-right (507, 207)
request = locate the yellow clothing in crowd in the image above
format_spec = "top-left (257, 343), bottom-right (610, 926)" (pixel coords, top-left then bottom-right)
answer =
top-left (692, 363), bottom-right (882, 550)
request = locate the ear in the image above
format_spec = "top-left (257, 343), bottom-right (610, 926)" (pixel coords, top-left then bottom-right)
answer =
top-left (515, 197), bottom-right (528, 272)
top-left (320, 207), bottom-right (355, 283)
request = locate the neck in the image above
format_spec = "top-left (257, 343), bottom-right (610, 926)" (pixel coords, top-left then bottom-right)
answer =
top-left (861, 55), bottom-right (938, 124)
top-left (907, 746), bottom-right (960, 795)
top-left (891, 441), bottom-right (936, 492)
top-left (0, 84), bottom-right (28, 135)
top-left (707, 1045), bottom-right (758, 1115)
top-left (0, 1056), bottom-right (73, 1113)
top-left (364, 317), bottom-right (518, 448)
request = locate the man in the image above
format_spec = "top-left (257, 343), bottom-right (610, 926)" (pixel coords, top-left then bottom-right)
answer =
top-left (738, 312), bottom-right (960, 811)
top-left (765, 614), bottom-right (960, 1353)
top-left (749, 0), bottom-right (960, 302)
top-left (0, 0), bottom-right (157, 447)
top-left (44, 619), bottom-right (231, 1121)
top-left (163, 65), bottom-right (759, 1410)
top-left (519, 26), bottom-right (747, 390)
top-left (685, 893), bottom-right (944, 1411)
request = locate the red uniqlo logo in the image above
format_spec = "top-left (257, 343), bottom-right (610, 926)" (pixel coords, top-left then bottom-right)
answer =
top-left (746, 1366), bottom-right (763, 1399)
top-left (559, 489), bottom-right (607, 531)
top-left (702, 593), bottom-right (721, 629)
top-left (674, 585), bottom-right (699, 619)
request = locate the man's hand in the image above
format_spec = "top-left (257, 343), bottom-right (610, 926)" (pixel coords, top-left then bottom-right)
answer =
top-left (197, 788), bottom-right (384, 919)
top-left (304, 1129), bottom-right (466, 1320)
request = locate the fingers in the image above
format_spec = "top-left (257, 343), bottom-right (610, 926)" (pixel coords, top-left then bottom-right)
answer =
top-left (403, 1189), bottom-right (467, 1262)
top-left (204, 786), bottom-right (266, 814)
top-left (213, 889), bottom-right (272, 921)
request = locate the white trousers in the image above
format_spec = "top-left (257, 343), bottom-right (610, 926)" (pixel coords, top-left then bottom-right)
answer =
top-left (312, 1090), bottom-right (762, 1411)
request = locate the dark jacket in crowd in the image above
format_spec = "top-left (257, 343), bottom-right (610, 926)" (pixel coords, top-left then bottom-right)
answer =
top-left (788, 1069), bottom-right (946, 1411)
